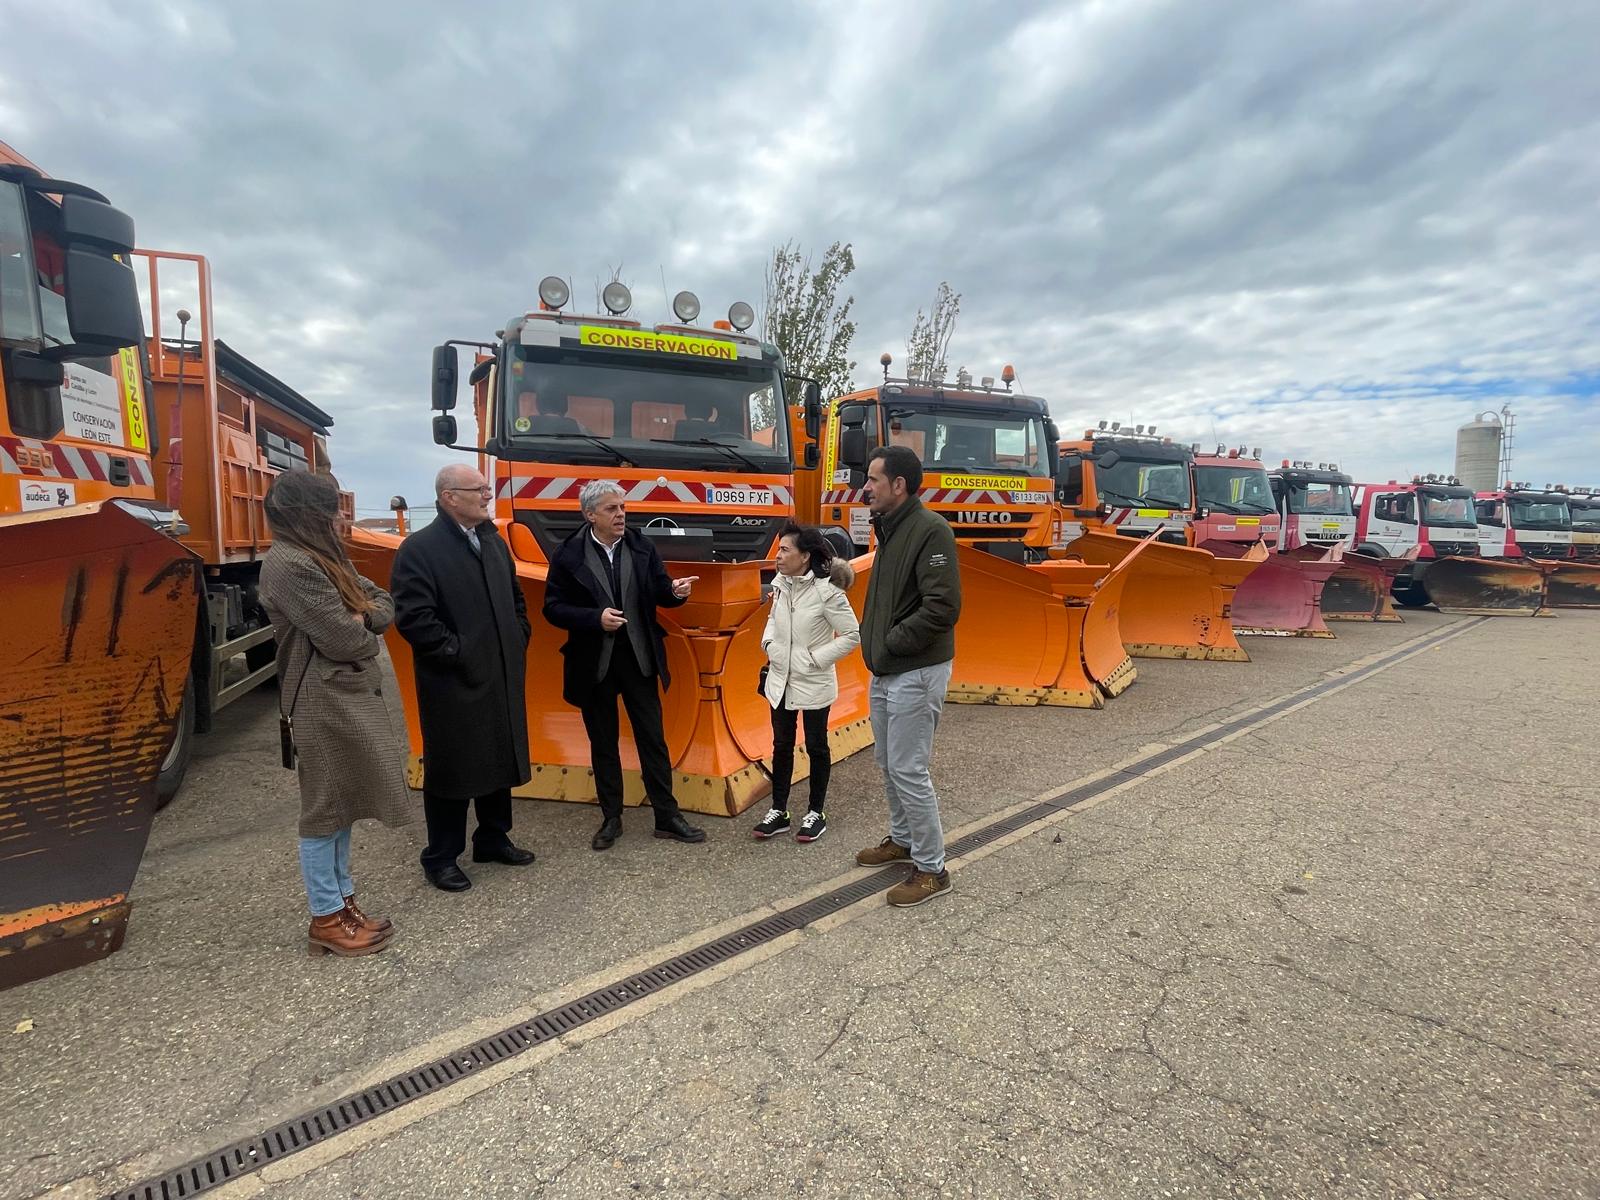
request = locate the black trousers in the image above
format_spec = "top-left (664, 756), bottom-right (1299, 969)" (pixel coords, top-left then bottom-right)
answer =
top-left (770, 700), bottom-right (831, 812)
top-left (580, 642), bottom-right (682, 825)
top-left (420, 787), bottom-right (513, 872)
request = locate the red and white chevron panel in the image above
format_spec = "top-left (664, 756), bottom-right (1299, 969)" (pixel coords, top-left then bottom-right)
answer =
top-left (0, 436), bottom-right (154, 487)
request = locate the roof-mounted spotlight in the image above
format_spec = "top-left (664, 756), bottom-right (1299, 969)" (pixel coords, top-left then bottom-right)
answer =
top-left (880, 352), bottom-right (892, 381)
top-left (1111, 421), bottom-right (1121, 432)
top-left (1098, 419), bottom-right (1108, 430)
top-left (601, 281), bottom-right (633, 314)
top-left (1251, 447), bottom-right (1260, 459)
top-left (671, 290), bottom-right (701, 323)
top-left (538, 276), bottom-right (570, 310)
top-left (727, 301), bottom-right (755, 331)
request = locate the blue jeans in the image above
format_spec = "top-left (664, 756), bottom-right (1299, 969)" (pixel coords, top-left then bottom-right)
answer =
top-left (869, 661), bottom-right (953, 874)
top-left (299, 827), bottom-right (354, 917)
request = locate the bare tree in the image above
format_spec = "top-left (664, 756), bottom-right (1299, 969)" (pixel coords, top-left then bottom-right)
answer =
top-left (760, 240), bottom-right (858, 400)
top-left (904, 282), bottom-right (961, 383)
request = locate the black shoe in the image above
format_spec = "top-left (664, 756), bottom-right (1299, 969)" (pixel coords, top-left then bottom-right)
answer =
top-left (654, 813), bottom-right (707, 844)
top-left (592, 816), bottom-right (622, 851)
top-left (795, 810), bottom-right (827, 843)
top-left (752, 808), bottom-right (792, 839)
top-left (424, 864), bottom-right (472, 892)
top-left (472, 842), bottom-right (535, 866)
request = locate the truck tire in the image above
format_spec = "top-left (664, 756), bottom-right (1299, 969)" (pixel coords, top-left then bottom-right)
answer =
top-left (155, 675), bottom-right (196, 810)
top-left (1394, 582), bottom-right (1430, 608)
top-left (1355, 543), bottom-right (1387, 559)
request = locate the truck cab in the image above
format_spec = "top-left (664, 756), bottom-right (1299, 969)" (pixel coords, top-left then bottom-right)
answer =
top-left (810, 365), bottom-right (1057, 555)
top-left (1190, 445), bottom-right (1281, 549)
top-left (1474, 486), bottom-right (1573, 560)
top-left (1055, 423), bottom-right (1193, 546)
top-left (433, 279), bottom-right (820, 567)
top-left (1560, 487), bottom-right (1600, 561)
top-left (1354, 475), bottom-right (1480, 603)
top-left (1268, 461), bottom-right (1356, 552)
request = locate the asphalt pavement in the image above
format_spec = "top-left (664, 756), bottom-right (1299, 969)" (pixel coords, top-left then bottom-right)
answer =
top-left (5, 609), bottom-right (1597, 1199)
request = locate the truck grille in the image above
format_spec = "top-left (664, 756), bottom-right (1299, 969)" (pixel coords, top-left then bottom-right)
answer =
top-left (514, 510), bottom-right (779, 562)
top-left (1432, 539), bottom-right (1479, 556)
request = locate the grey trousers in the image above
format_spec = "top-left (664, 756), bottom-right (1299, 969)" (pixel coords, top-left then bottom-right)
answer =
top-left (869, 661), bottom-right (954, 873)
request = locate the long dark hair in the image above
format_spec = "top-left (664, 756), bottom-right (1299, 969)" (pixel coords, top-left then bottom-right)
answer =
top-left (264, 470), bottom-right (371, 614)
top-left (778, 520), bottom-right (835, 579)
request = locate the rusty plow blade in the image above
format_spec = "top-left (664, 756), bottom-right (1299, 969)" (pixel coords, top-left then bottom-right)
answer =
top-left (1538, 558), bottom-right (1600, 609)
top-left (348, 529), bottom-right (874, 820)
top-left (1, 502), bottom-right (201, 991)
top-left (1315, 549), bottom-right (1404, 622)
top-left (1209, 542), bottom-right (1341, 637)
top-left (1065, 530), bottom-right (1257, 661)
top-left (947, 545), bottom-right (1099, 708)
top-left (1421, 556), bottom-right (1549, 616)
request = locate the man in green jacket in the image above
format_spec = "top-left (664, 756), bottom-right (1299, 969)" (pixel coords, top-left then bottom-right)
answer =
top-left (853, 444), bottom-right (962, 905)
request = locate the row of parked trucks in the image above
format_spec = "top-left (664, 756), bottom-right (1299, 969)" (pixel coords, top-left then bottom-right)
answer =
top-left (4, 147), bottom-right (1597, 988)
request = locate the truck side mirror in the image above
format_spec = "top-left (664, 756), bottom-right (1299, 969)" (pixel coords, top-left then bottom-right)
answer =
top-left (803, 380), bottom-right (822, 440)
top-left (1094, 449), bottom-right (1121, 470)
top-left (431, 345), bottom-right (458, 411)
top-left (839, 426), bottom-right (867, 468)
top-left (432, 413), bottom-right (457, 446)
top-left (50, 196), bottom-right (143, 360)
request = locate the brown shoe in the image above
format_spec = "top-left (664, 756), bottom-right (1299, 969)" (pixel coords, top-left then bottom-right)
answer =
top-left (308, 909), bottom-right (391, 956)
top-left (855, 836), bottom-right (912, 867)
top-left (342, 894), bottom-right (392, 934)
top-left (886, 868), bottom-right (951, 907)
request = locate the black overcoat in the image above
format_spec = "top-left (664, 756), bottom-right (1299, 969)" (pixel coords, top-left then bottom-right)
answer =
top-left (391, 508), bottom-right (531, 799)
top-left (542, 526), bottom-right (686, 708)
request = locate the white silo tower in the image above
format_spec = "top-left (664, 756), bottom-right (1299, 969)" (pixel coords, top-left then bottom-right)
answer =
top-left (1455, 410), bottom-right (1504, 493)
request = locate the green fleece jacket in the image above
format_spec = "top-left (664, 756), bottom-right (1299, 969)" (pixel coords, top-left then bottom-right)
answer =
top-left (861, 496), bottom-right (962, 676)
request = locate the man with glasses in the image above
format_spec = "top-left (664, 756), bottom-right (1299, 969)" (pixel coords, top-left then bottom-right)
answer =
top-left (392, 463), bottom-right (535, 892)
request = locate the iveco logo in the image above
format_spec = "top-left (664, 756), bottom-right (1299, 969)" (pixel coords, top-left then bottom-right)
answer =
top-left (961, 511), bottom-right (1014, 524)
top-left (644, 517), bottom-right (681, 530)
top-left (729, 516), bottom-right (768, 527)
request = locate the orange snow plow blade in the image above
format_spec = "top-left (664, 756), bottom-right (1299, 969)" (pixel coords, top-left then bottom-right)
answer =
top-left (1, 502), bottom-right (201, 991)
top-left (1539, 558), bottom-right (1600, 609)
top-left (1033, 538), bottom-right (1155, 699)
top-left (1316, 549), bottom-right (1404, 622)
top-left (1065, 530), bottom-right (1260, 661)
top-left (947, 545), bottom-right (1100, 708)
top-left (1422, 556), bottom-right (1548, 616)
top-left (1212, 543), bottom-right (1342, 637)
top-left (346, 528), bottom-right (873, 819)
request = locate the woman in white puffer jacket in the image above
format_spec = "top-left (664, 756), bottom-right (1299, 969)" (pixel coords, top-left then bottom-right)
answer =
top-left (753, 523), bottom-right (860, 843)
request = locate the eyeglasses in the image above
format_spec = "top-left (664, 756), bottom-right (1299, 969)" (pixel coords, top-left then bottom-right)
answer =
top-left (444, 486), bottom-right (493, 497)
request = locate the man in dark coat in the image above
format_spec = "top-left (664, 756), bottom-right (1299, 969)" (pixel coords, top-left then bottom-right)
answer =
top-left (543, 479), bottom-right (708, 851)
top-left (391, 463), bottom-right (535, 892)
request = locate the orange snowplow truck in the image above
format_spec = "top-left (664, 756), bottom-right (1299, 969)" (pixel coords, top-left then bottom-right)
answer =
top-left (346, 277), bottom-right (871, 817)
top-left (796, 366), bottom-right (1144, 708)
top-left (0, 147), bottom-right (201, 988)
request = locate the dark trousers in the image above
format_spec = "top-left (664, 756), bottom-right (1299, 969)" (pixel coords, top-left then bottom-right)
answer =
top-left (420, 787), bottom-right (513, 872)
top-left (771, 701), bottom-right (831, 812)
top-left (580, 642), bottom-right (682, 825)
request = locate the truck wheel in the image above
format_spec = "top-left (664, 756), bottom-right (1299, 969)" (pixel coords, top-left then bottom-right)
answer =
top-left (155, 675), bottom-right (196, 810)
top-left (1355, 543), bottom-right (1387, 559)
top-left (1394, 582), bottom-right (1430, 608)
top-left (821, 527), bottom-right (854, 560)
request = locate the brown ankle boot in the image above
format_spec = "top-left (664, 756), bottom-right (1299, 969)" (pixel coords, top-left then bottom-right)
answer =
top-left (308, 909), bottom-right (391, 956)
top-left (342, 894), bottom-right (392, 933)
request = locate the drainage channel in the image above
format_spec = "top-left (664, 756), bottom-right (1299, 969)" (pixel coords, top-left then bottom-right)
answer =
top-left (107, 617), bottom-right (1484, 1200)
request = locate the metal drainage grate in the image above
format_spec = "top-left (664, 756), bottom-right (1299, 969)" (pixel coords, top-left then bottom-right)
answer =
top-left (108, 617), bottom-right (1483, 1200)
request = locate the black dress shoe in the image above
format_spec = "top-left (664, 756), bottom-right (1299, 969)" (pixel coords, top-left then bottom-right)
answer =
top-left (591, 817), bottom-right (622, 851)
top-left (472, 843), bottom-right (536, 866)
top-left (424, 864), bottom-right (472, 892)
top-left (654, 813), bottom-right (707, 844)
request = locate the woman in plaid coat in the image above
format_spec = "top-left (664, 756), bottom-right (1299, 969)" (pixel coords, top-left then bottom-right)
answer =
top-left (260, 471), bottom-right (412, 957)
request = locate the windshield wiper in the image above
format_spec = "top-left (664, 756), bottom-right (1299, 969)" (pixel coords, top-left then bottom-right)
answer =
top-left (524, 432), bottom-right (637, 466)
top-left (650, 437), bottom-right (764, 472)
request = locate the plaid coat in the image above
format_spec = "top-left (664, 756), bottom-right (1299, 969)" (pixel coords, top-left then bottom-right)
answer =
top-left (260, 544), bottom-right (414, 838)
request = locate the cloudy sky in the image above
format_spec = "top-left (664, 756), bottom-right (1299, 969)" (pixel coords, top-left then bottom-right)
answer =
top-left (5, 0), bottom-right (1597, 514)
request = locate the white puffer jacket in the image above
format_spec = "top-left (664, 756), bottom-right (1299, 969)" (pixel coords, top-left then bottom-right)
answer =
top-left (761, 559), bottom-right (861, 711)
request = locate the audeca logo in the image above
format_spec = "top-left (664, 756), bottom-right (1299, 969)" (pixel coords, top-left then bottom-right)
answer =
top-left (644, 517), bottom-right (680, 530)
top-left (729, 516), bottom-right (768, 527)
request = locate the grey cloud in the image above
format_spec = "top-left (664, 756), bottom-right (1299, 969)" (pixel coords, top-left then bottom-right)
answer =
top-left (5, 0), bottom-right (1597, 510)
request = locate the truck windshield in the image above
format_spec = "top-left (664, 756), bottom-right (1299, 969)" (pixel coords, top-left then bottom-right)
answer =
top-left (504, 344), bottom-right (788, 472)
top-left (1098, 457), bottom-right (1192, 509)
top-left (884, 401), bottom-right (1049, 477)
top-left (1570, 503), bottom-right (1600, 532)
top-left (1420, 493), bottom-right (1477, 528)
top-left (1285, 481), bottom-right (1353, 515)
top-left (1509, 499), bottom-right (1571, 530)
top-left (1195, 465), bottom-right (1275, 514)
